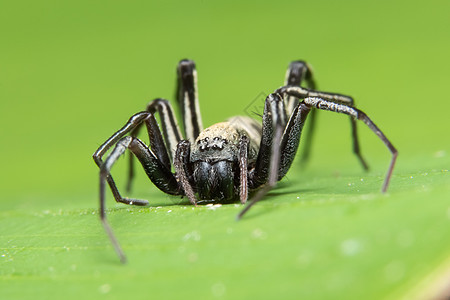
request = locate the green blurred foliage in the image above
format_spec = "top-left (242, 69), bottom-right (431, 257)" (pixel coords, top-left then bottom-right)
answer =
top-left (0, 0), bottom-right (449, 299)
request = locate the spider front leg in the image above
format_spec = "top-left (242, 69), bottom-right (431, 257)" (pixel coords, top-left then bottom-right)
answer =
top-left (94, 113), bottom-right (152, 206)
top-left (127, 99), bottom-right (183, 192)
top-left (238, 90), bottom-right (397, 219)
top-left (238, 93), bottom-right (288, 219)
top-left (238, 135), bottom-right (250, 204)
top-left (282, 65), bottom-right (369, 170)
top-left (283, 61), bottom-right (323, 168)
top-left (173, 140), bottom-right (197, 206)
top-left (284, 61), bottom-right (319, 166)
top-left (278, 86), bottom-right (397, 191)
top-left (301, 96), bottom-right (397, 192)
top-left (284, 60), bottom-right (316, 115)
top-left (94, 112), bottom-right (179, 204)
top-left (93, 112), bottom-right (181, 263)
top-left (99, 135), bottom-right (180, 263)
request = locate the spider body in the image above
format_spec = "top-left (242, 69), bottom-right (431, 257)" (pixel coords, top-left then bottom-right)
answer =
top-left (93, 59), bottom-right (397, 263)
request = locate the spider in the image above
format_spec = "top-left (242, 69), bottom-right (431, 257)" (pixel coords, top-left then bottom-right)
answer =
top-left (93, 59), bottom-right (398, 263)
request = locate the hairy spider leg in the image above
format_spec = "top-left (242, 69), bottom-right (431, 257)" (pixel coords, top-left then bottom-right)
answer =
top-left (100, 136), bottom-right (180, 263)
top-left (147, 99), bottom-right (183, 161)
top-left (176, 59), bottom-right (203, 142)
top-left (94, 112), bottom-right (182, 263)
top-left (284, 63), bottom-right (368, 170)
top-left (284, 61), bottom-right (317, 164)
top-left (128, 58), bottom-right (203, 190)
top-left (128, 59), bottom-right (203, 193)
top-left (284, 61), bottom-right (316, 116)
top-left (300, 97), bottom-right (397, 192)
top-left (238, 88), bottom-right (397, 219)
top-left (278, 102), bottom-right (311, 179)
top-left (281, 84), bottom-right (369, 170)
top-left (250, 93), bottom-right (287, 188)
top-left (238, 135), bottom-right (249, 203)
top-left (279, 85), bottom-right (397, 190)
top-left (237, 93), bottom-right (287, 219)
top-left (94, 113), bottom-right (151, 206)
top-left (94, 112), bottom-right (179, 201)
top-left (174, 140), bottom-right (196, 205)
top-left (127, 99), bottom-right (183, 192)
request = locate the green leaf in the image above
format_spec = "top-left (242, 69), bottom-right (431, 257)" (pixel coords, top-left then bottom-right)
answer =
top-left (1, 0), bottom-right (450, 299)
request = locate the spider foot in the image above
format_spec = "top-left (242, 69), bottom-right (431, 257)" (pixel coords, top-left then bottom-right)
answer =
top-left (118, 198), bottom-right (149, 206)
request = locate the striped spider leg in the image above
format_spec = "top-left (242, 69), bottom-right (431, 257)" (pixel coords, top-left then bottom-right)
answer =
top-left (93, 60), bottom-right (203, 263)
top-left (126, 59), bottom-right (202, 192)
top-left (284, 61), bottom-right (369, 170)
top-left (237, 86), bottom-right (397, 219)
top-left (93, 59), bottom-right (398, 262)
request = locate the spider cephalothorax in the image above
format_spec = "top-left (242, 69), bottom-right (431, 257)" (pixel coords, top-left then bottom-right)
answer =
top-left (93, 59), bottom-right (397, 263)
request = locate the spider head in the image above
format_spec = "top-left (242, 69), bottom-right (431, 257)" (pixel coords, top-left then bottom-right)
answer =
top-left (190, 135), bottom-right (239, 202)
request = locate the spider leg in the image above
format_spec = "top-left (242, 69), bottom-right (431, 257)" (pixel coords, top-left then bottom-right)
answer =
top-left (249, 93), bottom-right (287, 189)
top-left (245, 99), bottom-right (310, 182)
top-left (127, 99), bottom-right (183, 192)
top-left (284, 60), bottom-right (316, 116)
top-left (284, 61), bottom-right (317, 165)
top-left (176, 59), bottom-right (203, 142)
top-left (277, 89), bottom-right (397, 192)
top-left (238, 94), bottom-right (286, 219)
top-left (278, 102), bottom-right (312, 179)
top-left (147, 99), bottom-right (183, 160)
top-left (93, 112), bottom-right (179, 205)
top-left (94, 112), bottom-right (151, 206)
top-left (238, 135), bottom-right (249, 204)
top-left (174, 140), bottom-right (197, 206)
top-left (238, 89), bottom-right (397, 219)
top-left (99, 135), bottom-right (180, 263)
top-left (277, 85), bottom-right (369, 170)
top-left (301, 96), bottom-right (397, 192)
top-left (237, 126), bottom-right (283, 220)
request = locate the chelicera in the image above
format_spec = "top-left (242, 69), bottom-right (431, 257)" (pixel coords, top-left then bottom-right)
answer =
top-left (93, 59), bottom-right (398, 263)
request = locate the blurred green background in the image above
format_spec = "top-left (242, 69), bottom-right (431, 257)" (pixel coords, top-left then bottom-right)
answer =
top-left (1, 0), bottom-right (449, 299)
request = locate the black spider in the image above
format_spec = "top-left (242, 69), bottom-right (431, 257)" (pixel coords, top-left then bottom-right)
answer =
top-left (93, 59), bottom-right (398, 263)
